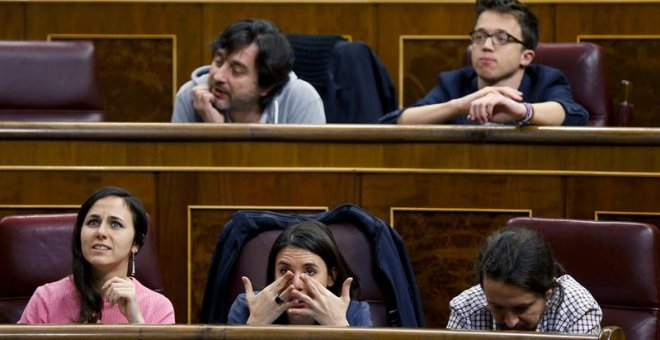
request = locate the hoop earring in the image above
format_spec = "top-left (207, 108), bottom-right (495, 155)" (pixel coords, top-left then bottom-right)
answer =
top-left (129, 252), bottom-right (136, 277)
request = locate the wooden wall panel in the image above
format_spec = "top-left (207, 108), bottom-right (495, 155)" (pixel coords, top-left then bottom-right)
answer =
top-left (361, 174), bottom-right (564, 223)
top-left (393, 209), bottom-right (530, 327)
top-left (565, 177), bottom-right (660, 221)
top-left (554, 4), bottom-right (660, 42)
top-left (0, 171), bottom-right (155, 213)
top-left (554, 4), bottom-right (660, 127)
top-left (579, 38), bottom-right (660, 127)
top-left (200, 4), bottom-right (376, 59)
top-left (401, 37), bottom-right (469, 107)
top-left (52, 36), bottom-right (175, 123)
top-left (377, 3), bottom-right (473, 98)
top-left (0, 4), bottom-right (24, 40)
top-left (190, 4), bottom-right (377, 126)
top-left (157, 172), bottom-right (359, 323)
top-left (596, 212), bottom-right (660, 230)
top-left (24, 3), bottom-right (203, 122)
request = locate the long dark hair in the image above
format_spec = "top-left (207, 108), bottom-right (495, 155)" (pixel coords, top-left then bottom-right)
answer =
top-left (71, 186), bottom-right (148, 323)
top-left (267, 220), bottom-right (361, 298)
top-left (478, 227), bottom-right (565, 298)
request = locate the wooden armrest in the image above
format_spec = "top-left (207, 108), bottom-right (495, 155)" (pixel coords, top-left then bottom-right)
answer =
top-left (599, 325), bottom-right (626, 340)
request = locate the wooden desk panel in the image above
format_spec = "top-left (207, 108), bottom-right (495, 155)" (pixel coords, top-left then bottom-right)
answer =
top-left (0, 324), bottom-right (622, 340)
top-left (0, 3), bottom-right (24, 40)
top-left (0, 123), bottom-right (658, 324)
top-left (1, 123), bottom-right (660, 169)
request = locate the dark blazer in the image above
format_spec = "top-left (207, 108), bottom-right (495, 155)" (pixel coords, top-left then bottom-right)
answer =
top-left (288, 35), bottom-right (397, 123)
top-left (327, 41), bottom-right (397, 123)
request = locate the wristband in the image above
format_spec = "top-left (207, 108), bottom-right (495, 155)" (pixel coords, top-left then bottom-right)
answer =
top-left (517, 102), bottom-right (534, 126)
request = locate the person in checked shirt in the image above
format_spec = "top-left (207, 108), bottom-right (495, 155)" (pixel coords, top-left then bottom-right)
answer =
top-left (447, 227), bottom-right (601, 334)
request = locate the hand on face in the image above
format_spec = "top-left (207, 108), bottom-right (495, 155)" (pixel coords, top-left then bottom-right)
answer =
top-left (242, 272), bottom-right (298, 325)
top-left (242, 271), bottom-right (352, 326)
top-left (286, 275), bottom-right (351, 326)
top-left (454, 86), bottom-right (524, 124)
top-left (192, 83), bottom-right (225, 123)
top-left (483, 277), bottom-right (549, 331)
top-left (101, 276), bottom-right (144, 323)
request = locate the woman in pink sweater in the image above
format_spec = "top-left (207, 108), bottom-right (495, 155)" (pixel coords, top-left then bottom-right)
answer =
top-left (18, 187), bottom-right (174, 324)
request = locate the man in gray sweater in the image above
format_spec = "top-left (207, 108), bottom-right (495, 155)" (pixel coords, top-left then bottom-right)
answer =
top-left (172, 19), bottom-right (325, 124)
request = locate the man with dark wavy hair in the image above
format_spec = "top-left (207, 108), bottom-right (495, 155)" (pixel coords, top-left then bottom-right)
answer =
top-left (447, 227), bottom-right (601, 333)
top-left (380, 0), bottom-right (588, 126)
top-left (173, 19), bottom-right (325, 124)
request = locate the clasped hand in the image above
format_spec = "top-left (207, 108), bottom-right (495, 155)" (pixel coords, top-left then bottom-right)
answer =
top-left (454, 86), bottom-right (526, 124)
top-left (242, 272), bottom-right (352, 326)
top-left (101, 276), bottom-right (144, 323)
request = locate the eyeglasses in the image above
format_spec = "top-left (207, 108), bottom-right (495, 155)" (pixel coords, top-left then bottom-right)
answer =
top-left (470, 30), bottom-right (526, 47)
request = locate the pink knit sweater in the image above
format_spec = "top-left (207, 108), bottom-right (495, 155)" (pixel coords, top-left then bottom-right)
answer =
top-left (18, 276), bottom-right (175, 324)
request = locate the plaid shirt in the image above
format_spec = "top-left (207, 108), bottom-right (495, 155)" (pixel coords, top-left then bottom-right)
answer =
top-left (447, 275), bottom-right (602, 334)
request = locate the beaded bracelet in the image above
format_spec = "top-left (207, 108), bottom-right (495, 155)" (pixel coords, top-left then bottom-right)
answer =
top-left (517, 102), bottom-right (534, 126)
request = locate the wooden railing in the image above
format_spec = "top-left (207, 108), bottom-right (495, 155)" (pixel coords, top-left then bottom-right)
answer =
top-left (0, 325), bottom-right (626, 340)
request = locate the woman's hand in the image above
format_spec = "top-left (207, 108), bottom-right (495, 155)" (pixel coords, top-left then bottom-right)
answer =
top-left (287, 275), bottom-right (352, 326)
top-left (101, 276), bottom-right (144, 323)
top-left (243, 272), bottom-right (296, 325)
